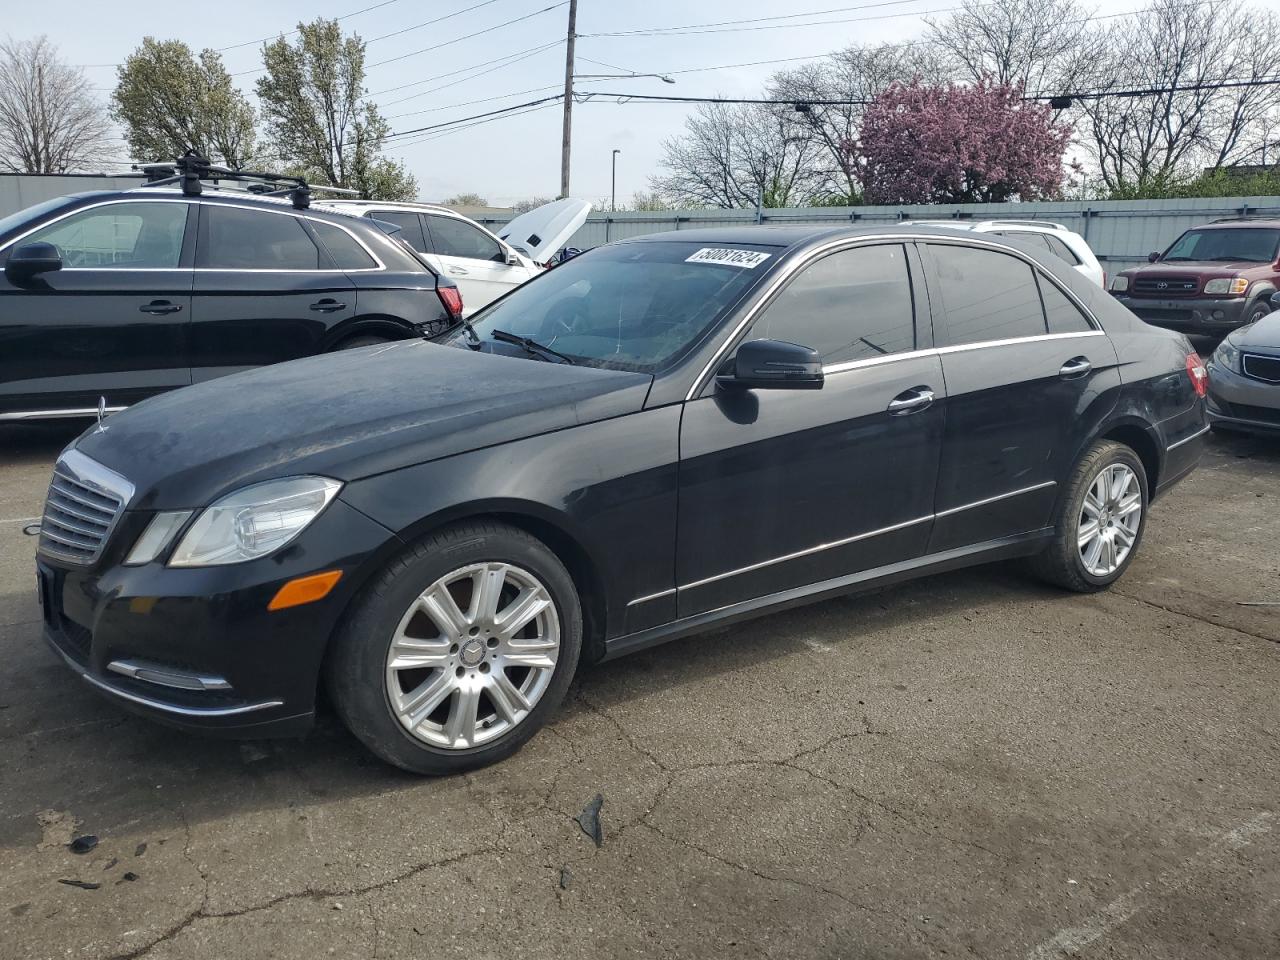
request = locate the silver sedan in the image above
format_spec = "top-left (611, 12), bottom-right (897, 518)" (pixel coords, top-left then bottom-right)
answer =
top-left (1206, 303), bottom-right (1280, 435)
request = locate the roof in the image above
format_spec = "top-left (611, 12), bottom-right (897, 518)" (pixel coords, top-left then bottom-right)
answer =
top-left (1200, 218), bottom-right (1280, 229)
top-left (620, 223), bottom-right (1045, 248)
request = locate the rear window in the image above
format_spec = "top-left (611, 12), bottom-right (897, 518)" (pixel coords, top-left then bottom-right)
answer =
top-left (929, 244), bottom-right (1048, 345)
top-left (310, 220), bottom-right (377, 270)
top-left (198, 206), bottom-right (320, 270)
top-left (448, 241), bottom-right (777, 372)
top-left (1164, 228), bottom-right (1280, 263)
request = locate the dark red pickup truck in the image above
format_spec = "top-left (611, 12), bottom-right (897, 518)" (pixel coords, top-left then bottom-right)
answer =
top-left (1109, 218), bottom-right (1279, 336)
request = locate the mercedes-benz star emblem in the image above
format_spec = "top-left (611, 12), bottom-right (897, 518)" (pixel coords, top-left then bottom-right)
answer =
top-left (96, 396), bottom-right (108, 433)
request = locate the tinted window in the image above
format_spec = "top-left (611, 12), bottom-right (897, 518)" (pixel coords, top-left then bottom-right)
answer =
top-left (369, 211), bottom-right (427, 252)
top-left (1164, 227), bottom-right (1280, 263)
top-left (1038, 275), bottom-right (1093, 334)
top-left (448, 241), bottom-right (772, 372)
top-left (198, 206), bottom-right (320, 270)
top-left (750, 245), bottom-right (915, 363)
top-left (1044, 234), bottom-right (1081, 264)
top-left (310, 220), bottom-right (376, 270)
top-left (26, 201), bottom-right (187, 268)
top-left (426, 214), bottom-right (503, 261)
top-left (930, 244), bottom-right (1047, 345)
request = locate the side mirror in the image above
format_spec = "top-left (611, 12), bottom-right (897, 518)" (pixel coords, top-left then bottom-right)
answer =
top-left (504, 248), bottom-right (521, 266)
top-left (1148, 252), bottom-right (1161, 263)
top-left (716, 339), bottom-right (824, 391)
top-left (5, 242), bottom-right (63, 283)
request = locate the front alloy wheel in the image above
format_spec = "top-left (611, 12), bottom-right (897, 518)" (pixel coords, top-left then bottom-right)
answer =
top-left (1076, 463), bottom-right (1143, 577)
top-left (328, 522), bottom-right (582, 774)
top-left (386, 562), bottom-right (560, 750)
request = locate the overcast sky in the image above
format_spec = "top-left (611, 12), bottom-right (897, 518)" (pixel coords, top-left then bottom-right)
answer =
top-left (9, 0), bottom-right (1170, 206)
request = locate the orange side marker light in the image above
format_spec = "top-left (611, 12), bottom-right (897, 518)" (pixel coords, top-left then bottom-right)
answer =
top-left (268, 570), bottom-right (343, 611)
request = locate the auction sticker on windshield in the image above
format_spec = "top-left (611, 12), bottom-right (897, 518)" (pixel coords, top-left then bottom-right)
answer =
top-left (685, 248), bottom-right (772, 268)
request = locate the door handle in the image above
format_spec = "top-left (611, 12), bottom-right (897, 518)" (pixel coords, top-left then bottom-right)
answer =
top-left (139, 300), bottom-right (182, 315)
top-left (309, 299), bottom-right (347, 313)
top-left (1059, 356), bottom-right (1092, 380)
top-left (887, 386), bottom-right (935, 415)
top-left (448, 266), bottom-right (469, 275)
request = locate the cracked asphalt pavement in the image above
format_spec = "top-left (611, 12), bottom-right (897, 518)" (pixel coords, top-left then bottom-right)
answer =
top-left (1, 421), bottom-right (1278, 960)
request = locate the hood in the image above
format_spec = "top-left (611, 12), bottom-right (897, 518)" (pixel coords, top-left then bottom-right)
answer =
top-left (1231, 311), bottom-right (1280, 351)
top-left (498, 198), bottom-right (591, 265)
top-left (1127, 261), bottom-right (1261, 278)
top-left (76, 341), bottom-right (651, 510)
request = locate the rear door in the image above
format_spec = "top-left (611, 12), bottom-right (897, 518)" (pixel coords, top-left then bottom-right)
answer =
top-left (676, 242), bottom-right (944, 615)
top-left (422, 213), bottom-right (528, 310)
top-left (919, 240), bottom-right (1119, 552)
top-left (0, 199), bottom-right (193, 417)
top-left (189, 203), bottom-right (358, 382)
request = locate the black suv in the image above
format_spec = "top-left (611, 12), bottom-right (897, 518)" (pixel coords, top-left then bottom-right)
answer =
top-left (0, 162), bottom-right (460, 422)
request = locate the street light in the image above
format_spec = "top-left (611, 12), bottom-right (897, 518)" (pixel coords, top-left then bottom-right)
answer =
top-left (575, 73), bottom-right (677, 84)
top-left (611, 149), bottom-right (621, 212)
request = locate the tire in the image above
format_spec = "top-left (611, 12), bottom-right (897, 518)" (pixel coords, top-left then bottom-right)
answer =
top-left (1243, 300), bottom-right (1271, 326)
top-left (326, 522), bottom-right (582, 775)
top-left (334, 335), bottom-right (392, 350)
top-left (1030, 440), bottom-right (1148, 593)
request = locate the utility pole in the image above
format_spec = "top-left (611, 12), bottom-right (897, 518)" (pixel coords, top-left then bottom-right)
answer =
top-left (559, 0), bottom-right (578, 198)
top-left (611, 148), bottom-right (620, 211)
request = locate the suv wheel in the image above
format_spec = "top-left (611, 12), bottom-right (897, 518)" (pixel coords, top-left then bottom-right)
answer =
top-left (1244, 300), bottom-right (1271, 326)
top-left (1030, 440), bottom-right (1148, 593)
top-left (327, 522), bottom-right (582, 774)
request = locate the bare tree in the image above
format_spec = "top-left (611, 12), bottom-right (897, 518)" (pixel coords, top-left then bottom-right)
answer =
top-left (651, 100), bottom-right (828, 209)
top-left (768, 43), bottom-right (948, 201)
top-left (0, 36), bottom-right (113, 173)
top-left (924, 0), bottom-right (1101, 95)
top-left (1075, 0), bottom-right (1280, 191)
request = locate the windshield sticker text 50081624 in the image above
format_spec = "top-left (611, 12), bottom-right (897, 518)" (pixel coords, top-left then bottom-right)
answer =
top-left (685, 247), bottom-right (772, 268)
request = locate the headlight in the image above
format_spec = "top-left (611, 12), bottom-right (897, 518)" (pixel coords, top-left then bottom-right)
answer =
top-left (1212, 337), bottom-right (1241, 372)
top-left (1204, 277), bottom-right (1249, 295)
top-left (1110, 275), bottom-right (1129, 292)
top-left (168, 476), bottom-right (342, 567)
top-left (125, 511), bottom-right (193, 565)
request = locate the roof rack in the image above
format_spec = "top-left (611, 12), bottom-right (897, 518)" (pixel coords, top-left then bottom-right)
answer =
top-left (978, 219), bottom-right (1069, 231)
top-left (133, 152), bottom-right (359, 209)
top-left (1209, 216), bottom-right (1280, 223)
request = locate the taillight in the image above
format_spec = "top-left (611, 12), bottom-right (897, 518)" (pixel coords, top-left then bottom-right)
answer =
top-left (1185, 351), bottom-right (1208, 398)
top-left (437, 283), bottom-right (463, 319)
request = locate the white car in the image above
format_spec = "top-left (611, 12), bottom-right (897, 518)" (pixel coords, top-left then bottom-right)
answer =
top-left (319, 198), bottom-right (590, 313)
top-left (903, 220), bottom-right (1106, 287)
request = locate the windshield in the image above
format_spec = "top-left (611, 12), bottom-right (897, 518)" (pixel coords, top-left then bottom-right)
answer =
top-left (445, 240), bottom-right (777, 372)
top-left (1163, 227), bottom-right (1280, 263)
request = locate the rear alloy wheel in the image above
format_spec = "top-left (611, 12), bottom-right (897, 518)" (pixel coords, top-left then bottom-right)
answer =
top-left (1030, 440), bottom-right (1148, 592)
top-left (327, 522), bottom-right (581, 774)
top-left (1076, 463), bottom-right (1143, 577)
top-left (385, 562), bottom-right (560, 750)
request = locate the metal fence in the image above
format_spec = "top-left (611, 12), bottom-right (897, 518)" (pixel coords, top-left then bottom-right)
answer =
top-left (0, 174), bottom-right (144, 218)
top-left (473, 196), bottom-right (1280, 274)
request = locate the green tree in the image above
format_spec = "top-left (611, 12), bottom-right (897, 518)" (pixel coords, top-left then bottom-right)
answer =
top-left (112, 38), bottom-right (255, 167)
top-left (256, 19), bottom-right (415, 201)
top-left (442, 192), bottom-right (489, 207)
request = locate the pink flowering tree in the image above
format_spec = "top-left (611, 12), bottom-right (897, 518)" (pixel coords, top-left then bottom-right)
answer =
top-left (852, 79), bottom-right (1073, 204)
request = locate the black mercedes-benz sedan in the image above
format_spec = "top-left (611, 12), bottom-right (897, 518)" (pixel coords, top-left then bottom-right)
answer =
top-left (35, 225), bottom-right (1210, 773)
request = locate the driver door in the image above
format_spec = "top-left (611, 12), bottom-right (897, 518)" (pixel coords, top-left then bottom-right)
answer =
top-left (676, 243), bottom-right (945, 615)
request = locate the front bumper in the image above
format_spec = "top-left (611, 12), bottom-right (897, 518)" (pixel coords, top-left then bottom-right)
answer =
top-left (1112, 294), bottom-right (1250, 334)
top-left (37, 498), bottom-right (395, 737)
top-left (1205, 355), bottom-right (1280, 434)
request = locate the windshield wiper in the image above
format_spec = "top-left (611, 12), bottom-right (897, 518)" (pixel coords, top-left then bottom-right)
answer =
top-left (490, 329), bottom-right (576, 365)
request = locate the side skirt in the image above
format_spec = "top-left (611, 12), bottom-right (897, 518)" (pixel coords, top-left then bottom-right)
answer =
top-left (601, 528), bottom-right (1054, 662)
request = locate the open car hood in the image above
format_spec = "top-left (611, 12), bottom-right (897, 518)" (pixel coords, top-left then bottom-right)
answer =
top-left (498, 198), bottom-right (591, 265)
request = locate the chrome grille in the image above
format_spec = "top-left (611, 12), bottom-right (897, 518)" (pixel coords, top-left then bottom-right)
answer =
top-left (1242, 353), bottom-right (1280, 384)
top-left (38, 450), bottom-right (133, 565)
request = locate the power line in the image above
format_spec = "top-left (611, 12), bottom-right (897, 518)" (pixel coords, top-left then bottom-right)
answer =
top-left (388, 100), bottom-right (563, 150)
top-left (583, 0), bottom-right (933, 38)
top-left (384, 94), bottom-right (564, 141)
top-left (384, 84), bottom-right (563, 120)
top-left (367, 1), bottom-right (568, 69)
top-left (378, 41), bottom-right (564, 106)
top-left (583, 1), bottom-right (958, 39)
top-left (368, 39), bottom-right (562, 97)
top-left (365, 0), bottom-right (506, 43)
